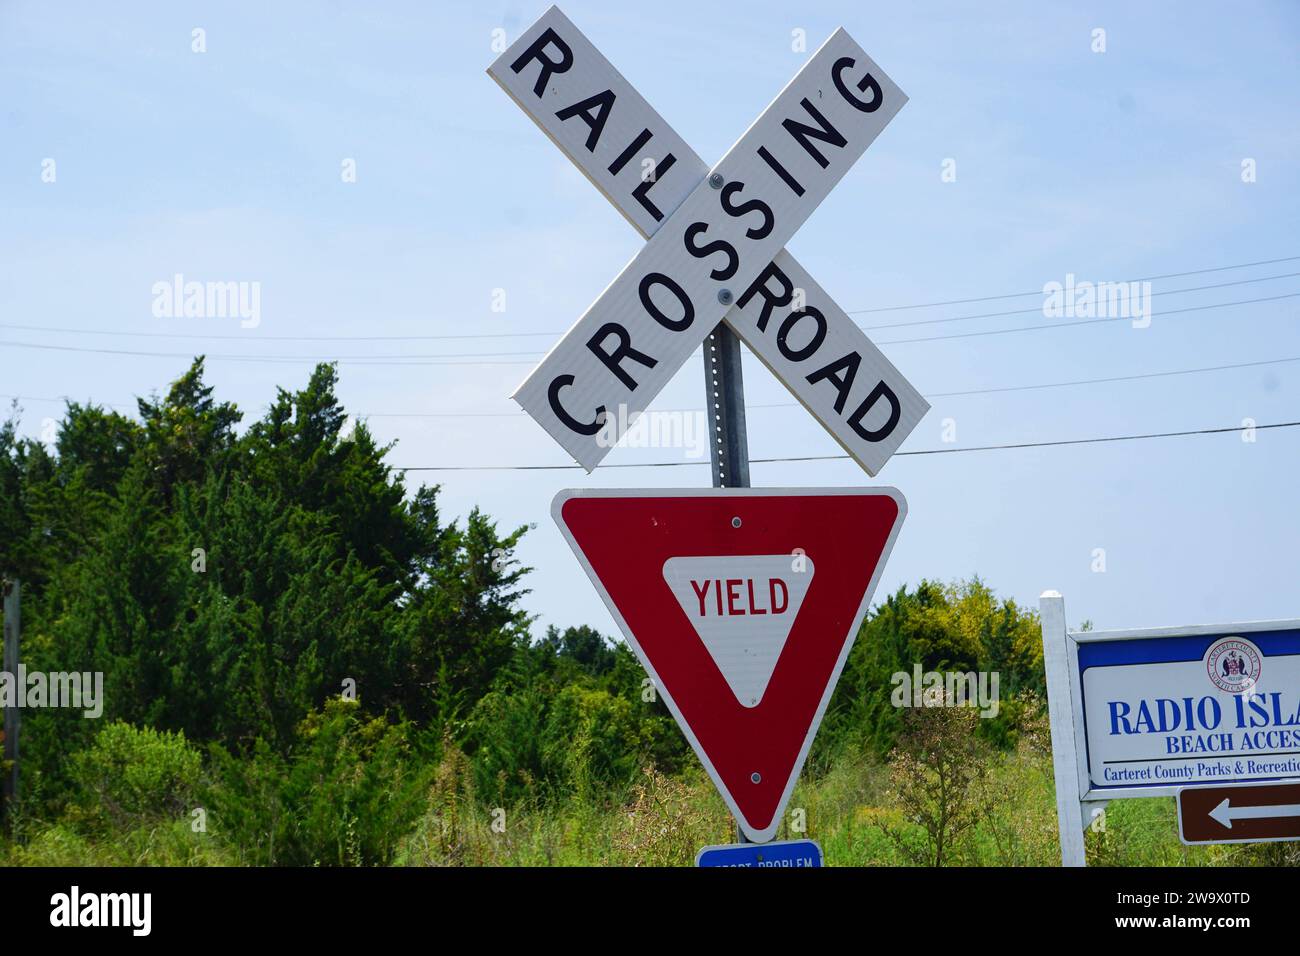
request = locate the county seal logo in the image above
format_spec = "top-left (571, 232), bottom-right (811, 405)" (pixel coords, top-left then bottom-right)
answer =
top-left (1205, 637), bottom-right (1262, 694)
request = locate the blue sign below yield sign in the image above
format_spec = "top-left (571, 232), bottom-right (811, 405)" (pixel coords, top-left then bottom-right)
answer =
top-left (695, 839), bottom-right (823, 868)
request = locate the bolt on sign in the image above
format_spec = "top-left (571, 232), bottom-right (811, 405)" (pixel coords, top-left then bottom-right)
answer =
top-left (554, 488), bottom-right (906, 842)
top-left (489, 6), bottom-right (927, 475)
top-left (1040, 592), bottom-right (1300, 865)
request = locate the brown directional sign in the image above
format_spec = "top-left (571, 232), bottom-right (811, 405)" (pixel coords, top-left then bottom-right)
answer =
top-left (1178, 782), bottom-right (1300, 845)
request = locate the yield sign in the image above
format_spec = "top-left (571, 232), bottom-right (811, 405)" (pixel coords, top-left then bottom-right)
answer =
top-left (553, 486), bottom-right (906, 842)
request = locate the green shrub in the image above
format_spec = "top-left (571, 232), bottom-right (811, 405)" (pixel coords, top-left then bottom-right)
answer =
top-left (540, 685), bottom-right (646, 804)
top-left (464, 686), bottom-right (548, 806)
top-left (284, 697), bottom-right (431, 865)
top-left (204, 737), bottom-right (289, 866)
top-left (70, 722), bottom-right (202, 831)
top-left (208, 697), bottom-right (433, 866)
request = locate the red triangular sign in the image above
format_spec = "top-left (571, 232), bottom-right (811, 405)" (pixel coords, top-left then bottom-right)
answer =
top-left (553, 487), bottom-right (906, 842)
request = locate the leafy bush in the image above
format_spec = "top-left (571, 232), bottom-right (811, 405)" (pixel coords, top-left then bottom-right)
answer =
top-left (540, 685), bottom-right (646, 803)
top-left (207, 697), bottom-right (432, 866)
top-left (818, 578), bottom-right (1045, 764)
top-left (69, 722), bottom-right (202, 831)
top-left (464, 686), bottom-right (547, 806)
top-left (873, 700), bottom-right (994, 866)
top-left (395, 740), bottom-right (489, 866)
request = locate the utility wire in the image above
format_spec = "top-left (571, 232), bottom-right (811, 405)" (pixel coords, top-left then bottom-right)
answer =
top-left (875, 292), bottom-right (1300, 347)
top-left (356, 353), bottom-right (1300, 417)
top-left (1, 291), bottom-right (1296, 365)
top-left (2, 255), bottom-right (1295, 343)
top-left (392, 421), bottom-right (1300, 471)
top-left (846, 255), bottom-right (1300, 314)
top-left (0, 339), bottom-right (538, 365)
top-left (862, 271), bottom-right (1300, 332)
top-left (7, 353), bottom-right (1297, 420)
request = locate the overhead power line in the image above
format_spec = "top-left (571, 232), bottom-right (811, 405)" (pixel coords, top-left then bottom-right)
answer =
top-left (355, 353), bottom-right (1300, 418)
top-left (846, 254), bottom-right (1300, 314)
top-left (7, 353), bottom-right (1297, 421)
top-left (0, 339), bottom-right (538, 366)
top-left (1, 254), bottom-right (1295, 343)
top-left (1, 291), bottom-right (1296, 366)
top-left (874, 292), bottom-right (1300, 347)
top-left (862, 271), bottom-right (1300, 332)
top-left (392, 421), bottom-right (1300, 471)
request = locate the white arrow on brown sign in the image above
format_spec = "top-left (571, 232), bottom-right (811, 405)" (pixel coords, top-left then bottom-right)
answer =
top-left (489, 6), bottom-right (928, 474)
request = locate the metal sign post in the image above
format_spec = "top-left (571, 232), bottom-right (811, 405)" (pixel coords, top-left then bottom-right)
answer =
top-left (707, 323), bottom-right (751, 839)
top-left (706, 323), bottom-right (750, 491)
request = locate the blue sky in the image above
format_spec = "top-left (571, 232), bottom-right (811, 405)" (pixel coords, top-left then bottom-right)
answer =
top-left (3, 1), bottom-right (1298, 637)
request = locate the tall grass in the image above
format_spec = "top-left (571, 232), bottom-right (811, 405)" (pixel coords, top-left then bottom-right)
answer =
top-left (5, 723), bottom-right (1297, 867)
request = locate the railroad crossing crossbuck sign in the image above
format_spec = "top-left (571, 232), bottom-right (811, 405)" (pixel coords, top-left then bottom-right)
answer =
top-left (489, 6), bottom-right (928, 473)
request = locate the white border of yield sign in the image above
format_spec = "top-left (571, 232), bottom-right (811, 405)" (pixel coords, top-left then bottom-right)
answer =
top-left (489, 6), bottom-right (928, 474)
top-left (553, 486), bottom-right (908, 843)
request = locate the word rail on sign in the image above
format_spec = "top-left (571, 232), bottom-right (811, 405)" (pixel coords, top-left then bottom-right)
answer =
top-left (495, 13), bottom-right (909, 471)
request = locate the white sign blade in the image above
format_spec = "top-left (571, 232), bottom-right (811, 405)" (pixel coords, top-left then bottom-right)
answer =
top-left (489, 10), bottom-right (926, 475)
top-left (729, 250), bottom-right (929, 474)
top-left (663, 554), bottom-right (816, 708)
top-left (488, 6), bottom-right (699, 239)
top-left (509, 28), bottom-right (907, 470)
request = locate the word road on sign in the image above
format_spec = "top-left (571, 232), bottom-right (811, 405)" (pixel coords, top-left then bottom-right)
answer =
top-left (490, 6), bottom-right (926, 475)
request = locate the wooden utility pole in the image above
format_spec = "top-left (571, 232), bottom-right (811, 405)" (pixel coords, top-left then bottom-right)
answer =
top-left (2, 578), bottom-right (18, 806)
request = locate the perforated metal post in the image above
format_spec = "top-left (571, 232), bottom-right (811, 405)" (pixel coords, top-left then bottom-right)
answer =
top-left (705, 323), bottom-right (751, 491)
top-left (706, 323), bottom-right (751, 844)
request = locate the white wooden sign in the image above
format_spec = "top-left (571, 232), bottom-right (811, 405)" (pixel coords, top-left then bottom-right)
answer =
top-left (1040, 591), bottom-right (1300, 866)
top-left (490, 7), bottom-right (923, 473)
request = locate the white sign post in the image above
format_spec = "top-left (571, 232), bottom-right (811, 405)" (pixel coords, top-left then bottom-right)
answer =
top-left (489, 7), bottom-right (927, 475)
top-left (1040, 590), bottom-right (1300, 866)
